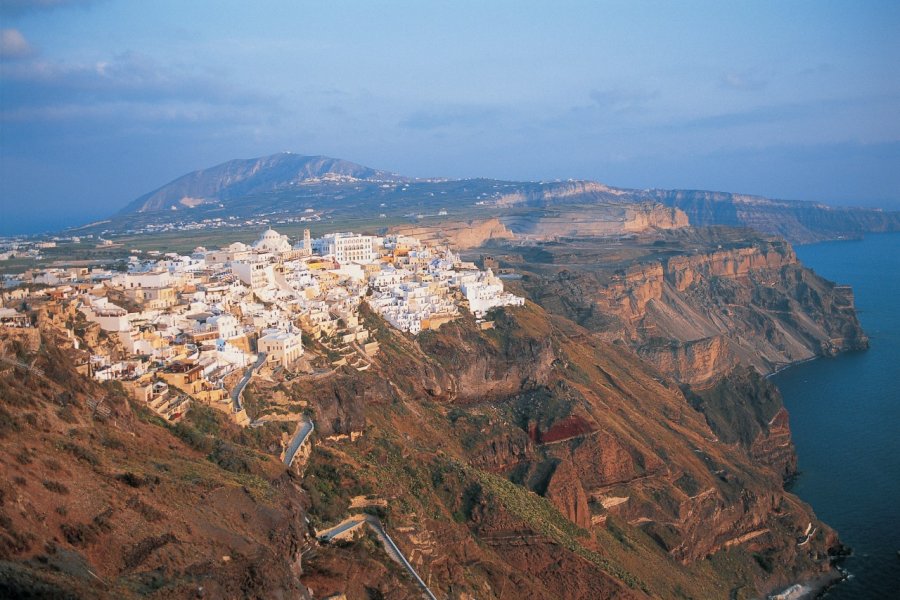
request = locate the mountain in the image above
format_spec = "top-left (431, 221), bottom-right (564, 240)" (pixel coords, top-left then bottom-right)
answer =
top-left (115, 153), bottom-right (900, 244)
top-left (119, 153), bottom-right (404, 214)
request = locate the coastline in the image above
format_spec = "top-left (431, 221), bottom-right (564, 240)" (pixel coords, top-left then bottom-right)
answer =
top-left (764, 345), bottom-right (867, 597)
top-left (764, 568), bottom-right (847, 600)
top-left (765, 355), bottom-right (820, 379)
top-left (766, 232), bottom-right (900, 598)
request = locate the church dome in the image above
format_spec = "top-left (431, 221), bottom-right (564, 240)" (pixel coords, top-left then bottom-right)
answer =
top-left (253, 228), bottom-right (291, 253)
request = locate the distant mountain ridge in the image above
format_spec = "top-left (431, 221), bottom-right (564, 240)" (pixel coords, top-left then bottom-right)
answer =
top-left (117, 152), bottom-right (900, 243)
top-left (120, 153), bottom-right (404, 213)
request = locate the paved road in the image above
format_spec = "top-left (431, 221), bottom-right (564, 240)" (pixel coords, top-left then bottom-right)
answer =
top-left (316, 514), bottom-right (438, 600)
top-left (283, 418), bottom-right (314, 466)
top-left (366, 516), bottom-right (438, 600)
top-left (230, 352), bottom-right (266, 412)
top-left (317, 516), bottom-right (366, 542)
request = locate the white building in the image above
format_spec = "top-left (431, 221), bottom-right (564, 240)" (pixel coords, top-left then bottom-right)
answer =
top-left (207, 313), bottom-right (240, 340)
top-left (459, 270), bottom-right (525, 318)
top-left (314, 232), bottom-right (376, 264)
top-left (258, 328), bottom-right (303, 367)
top-left (111, 270), bottom-right (173, 290)
top-left (232, 259), bottom-right (274, 290)
top-left (206, 242), bottom-right (250, 265)
top-left (253, 228), bottom-right (292, 254)
top-left (79, 296), bottom-right (131, 332)
top-left (367, 280), bottom-right (458, 335)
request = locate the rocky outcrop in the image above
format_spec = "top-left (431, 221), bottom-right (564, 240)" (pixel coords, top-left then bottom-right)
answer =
top-left (593, 262), bottom-right (665, 324)
top-left (500, 203), bottom-right (687, 238)
top-left (664, 241), bottom-right (796, 291)
top-left (624, 204), bottom-right (690, 231)
top-left (533, 238), bottom-right (867, 379)
top-left (682, 367), bottom-right (797, 476)
top-left (544, 459), bottom-right (591, 529)
top-left (751, 407), bottom-right (797, 480)
top-left (638, 336), bottom-right (738, 388)
top-left (495, 181), bottom-right (627, 207)
top-left (390, 218), bottom-right (514, 249)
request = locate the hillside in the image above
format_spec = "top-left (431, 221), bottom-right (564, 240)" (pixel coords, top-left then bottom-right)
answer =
top-left (290, 272), bottom-right (851, 597)
top-left (1, 226), bottom-right (865, 599)
top-left (0, 328), bottom-right (316, 598)
top-left (119, 153), bottom-right (404, 214)
top-left (113, 154), bottom-right (900, 244)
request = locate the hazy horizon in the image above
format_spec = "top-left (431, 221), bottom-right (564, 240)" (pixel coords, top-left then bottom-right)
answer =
top-left (2, 1), bottom-right (899, 234)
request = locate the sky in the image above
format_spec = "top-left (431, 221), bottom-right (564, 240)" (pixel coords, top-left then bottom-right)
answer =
top-left (1, 0), bottom-right (899, 234)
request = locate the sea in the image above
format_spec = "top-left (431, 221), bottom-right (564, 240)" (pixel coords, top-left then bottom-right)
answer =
top-left (770, 232), bottom-right (900, 599)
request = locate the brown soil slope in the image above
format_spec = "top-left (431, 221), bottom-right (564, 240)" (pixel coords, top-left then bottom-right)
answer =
top-left (0, 334), bottom-right (313, 600)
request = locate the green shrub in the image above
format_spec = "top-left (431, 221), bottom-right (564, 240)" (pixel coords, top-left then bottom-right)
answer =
top-left (207, 439), bottom-right (254, 475)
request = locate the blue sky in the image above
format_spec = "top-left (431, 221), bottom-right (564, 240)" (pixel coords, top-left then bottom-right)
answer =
top-left (1, 0), bottom-right (899, 234)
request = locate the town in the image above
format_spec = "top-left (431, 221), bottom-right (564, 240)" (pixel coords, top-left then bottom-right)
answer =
top-left (0, 228), bottom-right (523, 428)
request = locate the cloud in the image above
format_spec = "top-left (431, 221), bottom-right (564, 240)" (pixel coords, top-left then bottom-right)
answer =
top-left (0, 51), bottom-right (278, 124)
top-left (719, 71), bottom-right (768, 91)
top-left (0, 0), bottom-right (98, 17)
top-left (0, 28), bottom-right (34, 59)
top-left (796, 63), bottom-right (836, 78)
top-left (588, 88), bottom-right (659, 114)
top-left (539, 88), bottom-right (659, 133)
top-left (399, 105), bottom-right (502, 130)
top-left (677, 103), bottom-right (805, 130)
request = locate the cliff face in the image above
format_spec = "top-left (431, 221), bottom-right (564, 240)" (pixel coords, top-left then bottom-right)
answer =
top-left (519, 234), bottom-right (865, 492)
top-left (650, 189), bottom-right (900, 243)
top-left (499, 203), bottom-right (688, 238)
top-left (529, 238), bottom-right (867, 378)
top-left (495, 181), bottom-right (628, 207)
top-left (639, 335), bottom-right (738, 387)
top-left (492, 180), bottom-right (900, 243)
top-left (290, 296), bottom-right (845, 598)
top-left (390, 218), bottom-right (515, 249)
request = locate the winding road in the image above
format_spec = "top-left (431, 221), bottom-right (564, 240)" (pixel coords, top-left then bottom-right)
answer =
top-left (283, 417), bottom-right (314, 467)
top-left (230, 352), bottom-right (266, 412)
top-left (317, 514), bottom-right (438, 600)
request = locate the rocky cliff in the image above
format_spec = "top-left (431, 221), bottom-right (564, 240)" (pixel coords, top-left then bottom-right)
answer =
top-left (518, 232), bottom-right (865, 486)
top-left (649, 189), bottom-right (900, 244)
top-left (389, 218), bottom-right (515, 250)
top-left (491, 179), bottom-right (900, 243)
top-left (498, 203), bottom-right (688, 238)
top-left (288, 291), bottom-right (848, 598)
top-left (526, 236), bottom-right (867, 377)
top-left (494, 180), bottom-right (632, 207)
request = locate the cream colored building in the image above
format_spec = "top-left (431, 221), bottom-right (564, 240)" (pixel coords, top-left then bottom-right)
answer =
top-left (258, 329), bottom-right (303, 367)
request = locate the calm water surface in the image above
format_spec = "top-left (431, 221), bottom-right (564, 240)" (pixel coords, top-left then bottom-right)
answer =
top-left (771, 233), bottom-right (900, 599)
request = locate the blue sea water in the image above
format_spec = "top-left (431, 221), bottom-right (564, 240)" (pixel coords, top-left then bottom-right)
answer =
top-left (771, 233), bottom-right (900, 599)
